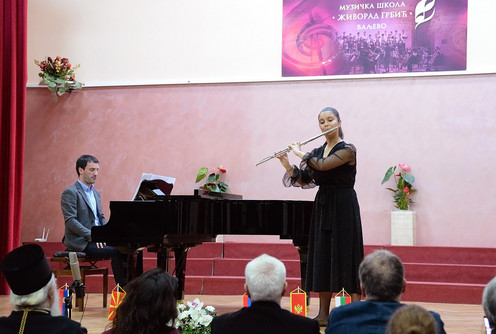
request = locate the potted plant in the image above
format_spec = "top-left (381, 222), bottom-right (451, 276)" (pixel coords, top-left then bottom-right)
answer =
top-left (34, 56), bottom-right (83, 98)
top-left (382, 163), bottom-right (416, 245)
top-left (195, 166), bottom-right (228, 193)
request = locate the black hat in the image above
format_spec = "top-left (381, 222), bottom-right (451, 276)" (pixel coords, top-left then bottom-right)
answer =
top-left (1, 244), bottom-right (52, 295)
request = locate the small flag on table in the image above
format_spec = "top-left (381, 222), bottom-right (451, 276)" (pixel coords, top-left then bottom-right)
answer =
top-left (290, 287), bottom-right (307, 316)
top-left (108, 284), bottom-right (126, 321)
top-left (58, 283), bottom-right (70, 316)
top-left (242, 293), bottom-right (251, 307)
top-left (335, 287), bottom-right (351, 307)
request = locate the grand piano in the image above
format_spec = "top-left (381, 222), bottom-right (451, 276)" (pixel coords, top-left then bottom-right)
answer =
top-left (91, 190), bottom-right (313, 298)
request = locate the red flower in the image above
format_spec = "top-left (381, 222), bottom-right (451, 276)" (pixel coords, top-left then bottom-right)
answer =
top-left (403, 187), bottom-right (410, 194)
top-left (218, 165), bottom-right (227, 173)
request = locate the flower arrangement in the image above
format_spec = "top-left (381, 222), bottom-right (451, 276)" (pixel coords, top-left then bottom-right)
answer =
top-left (381, 163), bottom-right (416, 210)
top-left (174, 298), bottom-right (216, 334)
top-left (195, 166), bottom-right (228, 193)
top-left (34, 56), bottom-right (83, 96)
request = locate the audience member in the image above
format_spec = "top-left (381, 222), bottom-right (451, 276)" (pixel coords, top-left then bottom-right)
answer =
top-left (102, 268), bottom-right (179, 334)
top-left (386, 304), bottom-right (438, 334)
top-left (211, 253), bottom-right (320, 334)
top-left (482, 276), bottom-right (496, 333)
top-left (0, 244), bottom-right (87, 334)
top-left (325, 250), bottom-right (446, 334)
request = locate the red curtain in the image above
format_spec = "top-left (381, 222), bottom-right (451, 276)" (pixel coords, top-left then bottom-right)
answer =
top-left (0, 0), bottom-right (27, 294)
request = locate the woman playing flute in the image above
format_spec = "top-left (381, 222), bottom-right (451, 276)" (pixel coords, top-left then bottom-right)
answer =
top-left (277, 107), bottom-right (364, 326)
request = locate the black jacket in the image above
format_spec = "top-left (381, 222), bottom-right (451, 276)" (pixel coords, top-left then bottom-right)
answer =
top-left (211, 301), bottom-right (320, 334)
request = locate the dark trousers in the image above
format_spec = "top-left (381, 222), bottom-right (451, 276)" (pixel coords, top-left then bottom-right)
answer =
top-left (84, 243), bottom-right (128, 287)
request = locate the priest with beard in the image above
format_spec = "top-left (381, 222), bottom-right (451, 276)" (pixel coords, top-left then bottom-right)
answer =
top-left (0, 244), bottom-right (87, 334)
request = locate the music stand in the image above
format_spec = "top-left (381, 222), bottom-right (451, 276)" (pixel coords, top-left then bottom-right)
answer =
top-left (132, 173), bottom-right (175, 200)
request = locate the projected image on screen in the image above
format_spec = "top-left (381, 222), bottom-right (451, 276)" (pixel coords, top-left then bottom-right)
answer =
top-left (282, 0), bottom-right (467, 77)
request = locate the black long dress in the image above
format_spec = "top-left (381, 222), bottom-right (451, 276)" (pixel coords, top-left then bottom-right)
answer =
top-left (283, 141), bottom-right (364, 294)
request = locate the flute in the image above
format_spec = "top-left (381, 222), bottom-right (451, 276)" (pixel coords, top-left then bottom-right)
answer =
top-left (255, 126), bottom-right (339, 166)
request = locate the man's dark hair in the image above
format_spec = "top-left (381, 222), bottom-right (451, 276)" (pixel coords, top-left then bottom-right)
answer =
top-left (359, 250), bottom-right (404, 301)
top-left (76, 155), bottom-right (99, 176)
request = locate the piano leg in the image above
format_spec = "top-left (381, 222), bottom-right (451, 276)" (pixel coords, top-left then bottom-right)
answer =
top-left (156, 245), bottom-right (169, 271)
top-left (156, 245), bottom-right (188, 301)
top-left (124, 250), bottom-right (143, 283)
top-left (174, 247), bottom-right (188, 301)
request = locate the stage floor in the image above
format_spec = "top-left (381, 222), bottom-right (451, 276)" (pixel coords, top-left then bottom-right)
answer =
top-left (0, 294), bottom-right (485, 333)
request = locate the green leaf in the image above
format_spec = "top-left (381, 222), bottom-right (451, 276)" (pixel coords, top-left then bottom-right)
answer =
top-left (218, 182), bottom-right (228, 192)
top-left (402, 174), bottom-right (415, 185)
top-left (54, 77), bottom-right (67, 84)
top-left (206, 173), bottom-right (217, 183)
top-left (195, 167), bottom-right (208, 183)
top-left (381, 166), bottom-right (396, 184)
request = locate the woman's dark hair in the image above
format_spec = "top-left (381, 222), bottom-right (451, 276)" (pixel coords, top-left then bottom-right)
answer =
top-left (110, 268), bottom-right (178, 334)
top-left (319, 107), bottom-right (344, 139)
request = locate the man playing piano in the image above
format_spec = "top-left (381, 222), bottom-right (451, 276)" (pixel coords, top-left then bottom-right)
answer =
top-left (61, 155), bottom-right (128, 287)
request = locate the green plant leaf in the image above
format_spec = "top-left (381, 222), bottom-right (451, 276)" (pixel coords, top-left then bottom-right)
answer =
top-left (195, 167), bottom-right (208, 183)
top-left (218, 182), bottom-right (228, 192)
top-left (206, 173), bottom-right (217, 183)
top-left (402, 174), bottom-right (415, 185)
top-left (54, 77), bottom-right (67, 84)
top-left (381, 166), bottom-right (396, 184)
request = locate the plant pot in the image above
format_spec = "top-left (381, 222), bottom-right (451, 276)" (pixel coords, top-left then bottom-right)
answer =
top-left (390, 210), bottom-right (416, 246)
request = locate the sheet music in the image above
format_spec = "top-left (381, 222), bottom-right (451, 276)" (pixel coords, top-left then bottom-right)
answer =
top-left (132, 173), bottom-right (176, 200)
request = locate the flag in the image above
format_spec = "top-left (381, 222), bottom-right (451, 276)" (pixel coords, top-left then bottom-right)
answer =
top-left (108, 284), bottom-right (126, 321)
top-left (290, 287), bottom-right (307, 316)
top-left (58, 284), bottom-right (70, 316)
top-left (242, 293), bottom-right (251, 307)
top-left (334, 288), bottom-right (351, 307)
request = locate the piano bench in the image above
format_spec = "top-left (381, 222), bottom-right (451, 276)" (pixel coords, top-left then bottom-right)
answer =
top-left (51, 251), bottom-right (108, 311)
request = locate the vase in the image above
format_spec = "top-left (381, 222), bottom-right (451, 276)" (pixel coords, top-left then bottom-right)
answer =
top-left (390, 210), bottom-right (416, 246)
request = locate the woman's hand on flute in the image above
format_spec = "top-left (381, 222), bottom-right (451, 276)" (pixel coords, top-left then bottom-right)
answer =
top-left (277, 153), bottom-right (294, 175)
top-left (277, 152), bottom-right (290, 167)
top-left (289, 142), bottom-right (304, 159)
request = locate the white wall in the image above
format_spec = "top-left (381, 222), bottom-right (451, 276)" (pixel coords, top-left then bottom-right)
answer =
top-left (27, 0), bottom-right (496, 86)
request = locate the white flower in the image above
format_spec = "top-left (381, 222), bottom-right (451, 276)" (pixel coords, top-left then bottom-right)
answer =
top-left (199, 314), bottom-right (213, 326)
top-left (175, 299), bottom-right (217, 334)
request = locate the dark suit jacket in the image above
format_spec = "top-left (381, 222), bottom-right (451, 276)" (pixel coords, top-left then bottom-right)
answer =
top-left (211, 301), bottom-right (320, 334)
top-left (0, 310), bottom-right (87, 334)
top-left (325, 300), bottom-right (447, 334)
top-left (61, 181), bottom-right (107, 251)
